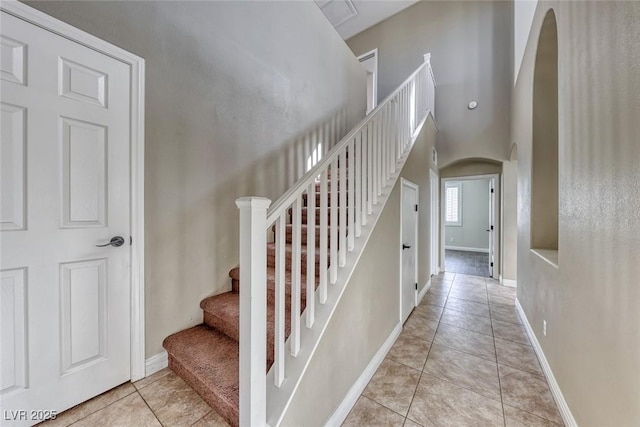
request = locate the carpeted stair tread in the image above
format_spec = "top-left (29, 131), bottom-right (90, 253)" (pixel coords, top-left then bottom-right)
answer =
top-left (228, 266), bottom-right (318, 303)
top-left (163, 325), bottom-right (239, 426)
top-left (271, 224), bottom-right (347, 246)
top-left (289, 206), bottom-right (346, 225)
top-left (266, 242), bottom-right (322, 269)
top-left (303, 191), bottom-right (349, 206)
top-left (200, 292), bottom-right (292, 368)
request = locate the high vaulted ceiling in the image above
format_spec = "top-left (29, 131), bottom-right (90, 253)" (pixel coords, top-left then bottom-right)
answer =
top-left (316, 0), bottom-right (420, 40)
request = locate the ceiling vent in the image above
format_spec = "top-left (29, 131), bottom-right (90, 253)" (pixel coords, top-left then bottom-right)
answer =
top-left (316, 0), bottom-right (358, 28)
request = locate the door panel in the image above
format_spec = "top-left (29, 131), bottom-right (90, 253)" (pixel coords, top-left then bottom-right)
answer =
top-left (430, 170), bottom-right (439, 276)
top-left (1, 12), bottom-right (132, 424)
top-left (401, 181), bottom-right (418, 323)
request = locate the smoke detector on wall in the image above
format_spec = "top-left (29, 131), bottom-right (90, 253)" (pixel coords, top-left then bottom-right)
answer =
top-left (468, 101), bottom-right (478, 110)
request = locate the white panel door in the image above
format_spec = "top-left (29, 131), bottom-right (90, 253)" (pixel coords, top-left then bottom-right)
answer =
top-left (429, 170), bottom-right (439, 277)
top-left (488, 178), bottom-right (495, 278)
top-left (401, 180), bottom-right (418, 323)
top-left (0, 12), bottom-right (131, 425)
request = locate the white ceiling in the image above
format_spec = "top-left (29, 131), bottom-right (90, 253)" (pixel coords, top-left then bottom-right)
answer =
top-left (316, 0), bottom-right (420, 40)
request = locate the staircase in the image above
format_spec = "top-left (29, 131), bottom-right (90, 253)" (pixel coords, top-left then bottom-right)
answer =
top-left (163, 177), bottom-right (336, 426)
top-left (163, 54), bottom-right (436, 427)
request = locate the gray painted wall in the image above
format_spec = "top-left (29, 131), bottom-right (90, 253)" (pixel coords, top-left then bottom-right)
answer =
top-left (445, 179), bottom-right (490, 250)
top-left (513, 1), bottom-right (640, 425)
top-left (346, 0), bottom-right (513, 168)
top-left (25, 0), bottom-right (367, 357)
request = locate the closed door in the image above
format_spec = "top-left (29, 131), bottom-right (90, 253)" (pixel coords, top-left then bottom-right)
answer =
top-left (488, 178), bottom-right (495, 277)
top-left (401, 180), bottom-right (418, 323)
top-left (429, 170), bottom-right (439, 276)
top-left (1, 12), bottom-right (132, 424)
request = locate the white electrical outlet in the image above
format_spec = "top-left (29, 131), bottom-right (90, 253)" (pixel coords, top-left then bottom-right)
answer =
top-left (543, 320), bottom-right (547, 336)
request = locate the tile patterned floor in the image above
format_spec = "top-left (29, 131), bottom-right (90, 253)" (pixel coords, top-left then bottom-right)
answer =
top-left (445, 250), bottom-right (490, 277)
top-left (343, 272), bottom-right (564, 427)
top-left (40, 369), bottom-right (230, 427)
top-left (43, 272), bottom-right (562, 427)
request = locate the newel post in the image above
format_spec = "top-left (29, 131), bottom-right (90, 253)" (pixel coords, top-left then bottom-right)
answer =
top-left (236, 196), bottom-right (271, 427)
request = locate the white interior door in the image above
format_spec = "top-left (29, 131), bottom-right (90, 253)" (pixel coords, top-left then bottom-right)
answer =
top-left (357, 49), bottom-right (377, 114)
top-left (401, 180), bottom-right (418, 323)
top-left (488, 178), bottom-right (495, 277)
top-left (1, 12), bottom-right (132, 424)
top-left (429, 170), bottom-right (439, 277)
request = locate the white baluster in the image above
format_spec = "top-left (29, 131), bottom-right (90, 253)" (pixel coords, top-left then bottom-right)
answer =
top-left (274, 215), bottom-right (285, 387)
top-left (236, 197), bottom-right (271, 427)
top-left (367, 121), bottom-right (373, 214)
top-left (291, 196), bottom-right (302, 356)
top-left (319, 170), bottom-right (328, 303)
top-left (339, 150), bottom-right (347, 266)
top-left (330, 158), bottom-right (338, 284)
top-left (348, 140), bottom-right (355, 250)
top-left (306, 182), bottom-right (315, 328)
top-left (355, 132), bottom-right (362, 237)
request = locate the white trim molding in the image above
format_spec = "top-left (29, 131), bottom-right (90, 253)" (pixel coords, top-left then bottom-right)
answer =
top-left (1, 1), bottom-right (147, 381)
top-left (145, 351), bottom-right (169, 377)
top-left (515, 299), bottom-right (578, 427)
top-left (417, 279), bottom-right (431, 305)
top-left (325, 323), bottom-right (402, 426)
top-left (502, 278), bottom-right (517, 288)
top-left (444, 246), bottom-right (490, 253)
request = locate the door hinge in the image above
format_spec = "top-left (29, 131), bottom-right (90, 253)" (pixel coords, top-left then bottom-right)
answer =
top-left (415, 204), bottom-right (419, 212)
top-left (130, 236), bottom-right (133, 246)
top-left (490, 262), bottom-right (494, 267)
top-left (491, 225), bottom-right (494, 230)
top-left (491, 188), bottom-right (494, 193)
top-left (415, 283), bottom-right (418, 290)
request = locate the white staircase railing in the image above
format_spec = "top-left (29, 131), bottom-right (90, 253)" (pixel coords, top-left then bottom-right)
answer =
top-left (236, 53), bottom-right (436, 426)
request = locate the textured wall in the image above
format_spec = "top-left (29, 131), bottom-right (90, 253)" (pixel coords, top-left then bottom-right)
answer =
top-left (25, 0), bottom-right (366, 357)
top-left (513, 2), bottom-right (640, 425)
top-left (280, 117), bottom-right (438, 425)
top-left (346, 0), bottom-right (513, 168)
top-left (514, 0), bottom-right (539, 84)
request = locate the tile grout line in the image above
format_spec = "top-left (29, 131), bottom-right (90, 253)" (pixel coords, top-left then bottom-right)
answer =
top-left (488, 284), bottom-right (508, 427)
top-left (135, 388), bottom-right (167, 427)
top-left (64, 385), bottom-right (138, 427)
top-left (403, 272), bottom-right (454, 427)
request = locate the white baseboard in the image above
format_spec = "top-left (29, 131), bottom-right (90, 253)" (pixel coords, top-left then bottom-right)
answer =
top-left (515, 299), bottom-right (577, 427)
top-left (325, 323), bottom-right (402, 426)
top-left (417, 279), bottom-right (431, 305)
top-left (145, 351), bottom-right (168, 377)
top-left (445, 246), bottom-right (490, 253)
top-left (502, 278), bottom-right (517, 288)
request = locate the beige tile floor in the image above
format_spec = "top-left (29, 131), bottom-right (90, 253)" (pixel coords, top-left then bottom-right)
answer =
top-left (42, 272), bottom-right (562, 427)
top-left (40, 368), bottom-right (230, 427)
top-left (342, 272), bottom-right (564, 427)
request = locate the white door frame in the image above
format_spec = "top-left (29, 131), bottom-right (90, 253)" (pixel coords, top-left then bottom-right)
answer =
top-left (2, 1), bottom-right (147, 381)
top-left (400, 178), bottom-right (419, 321)
top-left (429, 169), bottom-right (439, 277)
top-left (440, 174), bottom-right (500, 280)
top-left (357, 48), bottom-right (378, 114)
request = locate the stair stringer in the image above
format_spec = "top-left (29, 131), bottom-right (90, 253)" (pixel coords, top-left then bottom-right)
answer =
top-left (265, 112), bottom-right (434, 427)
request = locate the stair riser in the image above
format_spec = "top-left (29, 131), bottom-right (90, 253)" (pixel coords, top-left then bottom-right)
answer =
top-left (231, 278), bottom-right (314, 308)
top-left (267, 253), bottom-right (322, 270)
top-left (289, 208), bottom-right (346, 225)
top-left (167, 353), bottom-right (239, 427)
top-left (203, 311), bottom-right (292, 369)
top-left (303, 193), bottom-right (349, 207)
